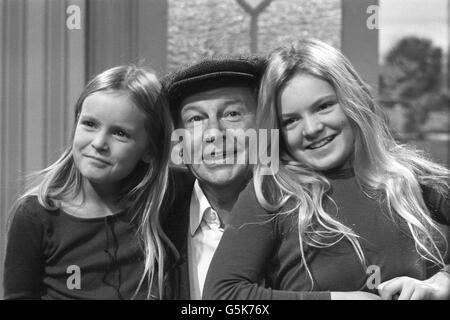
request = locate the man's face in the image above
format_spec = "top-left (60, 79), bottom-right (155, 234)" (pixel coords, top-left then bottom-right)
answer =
top-left (179, 86), bottom-right (257, 187)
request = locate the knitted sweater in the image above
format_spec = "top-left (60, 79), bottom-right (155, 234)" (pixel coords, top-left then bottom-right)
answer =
top-left (3, 196), bottom-right (152, 300)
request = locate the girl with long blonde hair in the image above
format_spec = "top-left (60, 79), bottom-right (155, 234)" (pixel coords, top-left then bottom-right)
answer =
top-left (4, 65), bottom-right (173, 299)
top-left (203, 39), bottom-right (450, 300)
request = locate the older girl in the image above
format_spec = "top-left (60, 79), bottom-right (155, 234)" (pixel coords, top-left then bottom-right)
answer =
top-left (203, 40), bottom-right (450, 300)
top-left (4, 65), bottom-right (173, 299)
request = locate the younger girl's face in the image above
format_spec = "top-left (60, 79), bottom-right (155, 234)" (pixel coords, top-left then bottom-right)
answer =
top-left (278, 73), bottom-right (354, 171)
top-left (73, 91), bottom-right (151, 189)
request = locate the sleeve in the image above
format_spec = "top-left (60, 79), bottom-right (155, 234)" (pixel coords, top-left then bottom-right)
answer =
top-left (3, 198), bottom-right (45, 299)
top-left (421, 184), bottom-right (450, 226)
top-left (202, 181), bottom-right (330, 300)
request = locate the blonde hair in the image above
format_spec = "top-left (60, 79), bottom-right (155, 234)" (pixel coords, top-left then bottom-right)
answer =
top-left (12, 65), bottom-right (174, 299)
top-left (255, 39), bottom-right (449, 286)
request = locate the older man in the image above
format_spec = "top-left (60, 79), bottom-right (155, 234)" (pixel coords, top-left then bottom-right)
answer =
top-left (163, 57), bottom-right (265, 299)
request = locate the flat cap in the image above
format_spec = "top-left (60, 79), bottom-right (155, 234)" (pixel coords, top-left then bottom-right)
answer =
top-left (163, 56), bottom-right (265, 126)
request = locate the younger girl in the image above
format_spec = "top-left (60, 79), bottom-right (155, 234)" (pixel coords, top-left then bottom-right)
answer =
top-left (3, 65), bottom-right (173, 299)
top-left (203, 40), bottom-right (450, 300)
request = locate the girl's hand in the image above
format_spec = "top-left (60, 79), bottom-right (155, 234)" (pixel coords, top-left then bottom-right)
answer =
top-left (378, 272), bottom-right (450, 300)
top-left (330, 291), bottom-right (381, 300)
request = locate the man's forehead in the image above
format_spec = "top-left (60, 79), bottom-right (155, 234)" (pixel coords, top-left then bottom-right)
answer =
top-left (180, 86), bottom-right (255, 110)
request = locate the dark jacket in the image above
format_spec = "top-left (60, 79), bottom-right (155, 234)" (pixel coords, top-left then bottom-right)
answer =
top-left (162, 167), bottom-right (195, 299)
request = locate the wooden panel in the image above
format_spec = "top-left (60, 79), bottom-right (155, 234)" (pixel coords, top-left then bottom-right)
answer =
top-left (88, 0), bottom-right (168, 78)
top-left (341, 0), bottom-right (379, 91)
top-left (137, 0), bottom-right (168, 75)
top-left (1, 0), bottom-right (27, 299)
top-left (47, 0), bottom-right (66, 162)
top-left (65, 0), bottom-right (86, 143)
top-left (88, 0), bottom-right (135, 77)
top-left (25, 0), bottom-right (46, 173)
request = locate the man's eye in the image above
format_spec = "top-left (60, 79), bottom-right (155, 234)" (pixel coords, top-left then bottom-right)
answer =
top-left (114, 130), bottom-right (128, 138)
top-left (225, 111), bottom-right (240, 118)
top-left (188, 115), bottom-right (202, 123)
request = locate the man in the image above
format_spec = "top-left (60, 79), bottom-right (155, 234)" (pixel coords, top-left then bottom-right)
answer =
top-left (162, 57), bottom-right (265, 299)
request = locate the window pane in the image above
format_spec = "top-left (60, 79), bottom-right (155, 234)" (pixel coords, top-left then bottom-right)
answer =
top-left (167, 0), bottom-right (341, 71)
top-left (379, 0), bottom-right (449, 167)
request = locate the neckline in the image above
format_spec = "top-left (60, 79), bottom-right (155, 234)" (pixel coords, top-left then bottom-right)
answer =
top-left (58, 208), bottom-right (127, 222)
top-left (321, 167), bottom-right (355, 179)
top-left (29, 195), bottom-right (129, 222)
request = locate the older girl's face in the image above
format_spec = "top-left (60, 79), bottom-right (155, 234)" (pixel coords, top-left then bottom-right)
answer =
top-left (278, 73), bottom-right (354, 171)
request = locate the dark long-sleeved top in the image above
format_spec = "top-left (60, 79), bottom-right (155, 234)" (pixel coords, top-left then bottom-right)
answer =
top-left (3, 196), bottom-right (153, 300)
top-left (203, 169), bottom-right (450, 300)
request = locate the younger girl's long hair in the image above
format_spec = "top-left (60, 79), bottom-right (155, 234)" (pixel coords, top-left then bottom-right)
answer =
top-left (255, 39), bottom-right (449, 286)
top-left (14, 65), bottom-right (174, 299)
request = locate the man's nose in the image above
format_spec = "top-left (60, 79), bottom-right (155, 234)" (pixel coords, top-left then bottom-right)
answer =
top-left (203, 118), bottom-right (225, 144)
